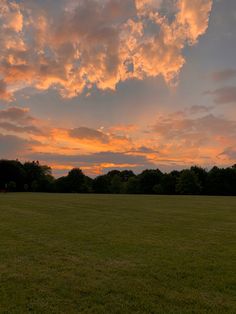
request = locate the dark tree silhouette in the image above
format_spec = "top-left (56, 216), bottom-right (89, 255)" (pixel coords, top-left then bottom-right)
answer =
top-left (176, 170), bottom-right (202, 195)
top-left (1, 159), bottom-right (236, 195)
top-left (138, 169), bottom-right (163, 194)
top-left (0, 160), bottom-right (25, 191)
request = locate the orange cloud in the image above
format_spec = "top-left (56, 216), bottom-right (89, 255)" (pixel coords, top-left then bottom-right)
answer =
top-left (0, 80), bottom-right (13, 101)
top-left (176, 0), bottom-right (213, 43)
top-left (147, 111), bottom-right (236, 166)
top-left (0, 0), bottom-right (23, 33)
top-left (110, 124), bottom-right (138, 133)
top-left (1, 103), bottom-right (235, 175)
top-left (48, 126), bottom-right (132, 155)
top-left (0, 0), bottom-right (213, 100)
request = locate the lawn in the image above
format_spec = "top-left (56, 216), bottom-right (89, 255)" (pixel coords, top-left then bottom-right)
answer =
top-left (0, 193), bottom-right (235, 313)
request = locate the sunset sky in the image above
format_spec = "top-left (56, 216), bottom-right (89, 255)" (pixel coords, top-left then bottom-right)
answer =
top-left (0, 0), bottom-right (236, 176)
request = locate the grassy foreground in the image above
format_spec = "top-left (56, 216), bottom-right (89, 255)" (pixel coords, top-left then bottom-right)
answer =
top-left (0, 194), bottom-right (235, 313)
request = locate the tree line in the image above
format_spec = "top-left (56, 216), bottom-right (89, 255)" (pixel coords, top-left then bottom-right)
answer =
top-left (0, 159), bottom-right (236, 196)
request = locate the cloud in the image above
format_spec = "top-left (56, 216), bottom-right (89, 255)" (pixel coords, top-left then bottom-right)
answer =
top-left (0, 80), bottom-right (12, 101)
top-left (212, 69), bottom-right (236, 82)
top-left (0, 0), bottom-right (23, 33)
top-left (220, 147), bottom-right (236, 161)
top-left (26, 150), bottom-right (156, 176)
top-left (0, 0), bottom-right (213, 99)
top-left (110, 124), bottom-right (138, 133)
top-left (27, 151), bottom-right (151, 164)
top-left (48, 125), bottom-right (131, 154)
top-left (0, 106), bottom-right (44, 135)
top-left (176, 0), bottom-right (213, 43)
top-left (0, 104), bottom-right (235, 174)
top-left (0, 107), bottom-right (34, 123)
top-left (0, 121), bottom-right (42, 135)
top-left (187, 105), bottom-right (212, 115)
top-left (136, 146), bottom-right (158, 153)
top-left (23, 108), bottom-right (236, 174)
top-left (206, 86), bottom-right (236, 104)
top-left (148, 111), bottom-right (236, 165)
top-left (151, 113), bottom-right (236, 141)
top-left (0, 133), bottom-right (37, 158)
top-left (69, 127), bottom-right (109, 143)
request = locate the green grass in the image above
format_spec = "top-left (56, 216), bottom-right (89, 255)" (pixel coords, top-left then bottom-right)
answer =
top-left (0, 194), bottom-right (235, 313)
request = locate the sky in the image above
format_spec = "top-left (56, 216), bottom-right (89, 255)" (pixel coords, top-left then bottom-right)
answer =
top-left (0, 0), bottom-right (236, 177)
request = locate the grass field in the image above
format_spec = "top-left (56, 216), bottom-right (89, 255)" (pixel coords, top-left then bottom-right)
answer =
top-left (0, 194), bottom-right (235, 313)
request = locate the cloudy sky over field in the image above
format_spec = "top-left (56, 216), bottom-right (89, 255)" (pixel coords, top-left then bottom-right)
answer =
top-left (0, 0), bottom-right (236, 176)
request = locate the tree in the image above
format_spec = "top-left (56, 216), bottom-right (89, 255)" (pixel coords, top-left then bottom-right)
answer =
top-left (0, 160), bottom-right (26, 191)
top-left (67, 168), bottom-right (86, 192)
top-left (24, 161), bottom-right (53, 192)
top-left (153, 173), bottom-right (177, 195)
top-left (110, 175), bottom-right (123, 194)
top-left (190, 166), bottom-right (207, 194)
top-left (138, 169), bottom-right (163, 194)
top-left (124, 176), bottom-right (140, 194)
top-left (8, 181), bottom-right (17, 192)
top-left (120, 170), bottom-right (135, 182)
top-left (206, 166), bottom-right (236, 196)
top-left (107, 170), bottom-right (121, 178)
top-left (1, 158), bottom-right (236, 195)
top-left (54, 176), bottom-right (70, 193)
top-left (176, 170), bottom-right (201, 195)
top-left (93, 175), bottom-right (110, 194)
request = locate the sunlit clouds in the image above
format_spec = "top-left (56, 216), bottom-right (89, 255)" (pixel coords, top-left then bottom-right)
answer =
top-left (0, 0), bottom-right (212, 99)
top-left (0, 0), bottom-right (235, 176)
top-left (1, 104), bottom-right (235, 175)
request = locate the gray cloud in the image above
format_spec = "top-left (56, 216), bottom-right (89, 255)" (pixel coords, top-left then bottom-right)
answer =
top-left (132, 146), bottom-right (159, 154)
top-left (0, 133), bottom-right (37, 158)
top-left (151, 113), bottom-right (236, 150)
top-left (27, 151), bottom-right (155, 166)
top-left (220, 147), bottom-right (236, 160)
top-left (0, 107), bottom-right (34, 123)
top-left (212, 69), bottom-right (236, 82)
top-left (206, 86), bottom-right (236, 104)
top-left (0, 107), bottom-right (43, 135)
top-left (0, 121), bottom-right (42, 135)
top-left (188, 105), bottom-right (213, 115)
top-left (69, 127), bottom-right (109, 143)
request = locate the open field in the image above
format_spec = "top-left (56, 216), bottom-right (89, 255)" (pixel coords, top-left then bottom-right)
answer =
top-left (0, 194), bottom-right (235, 313)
